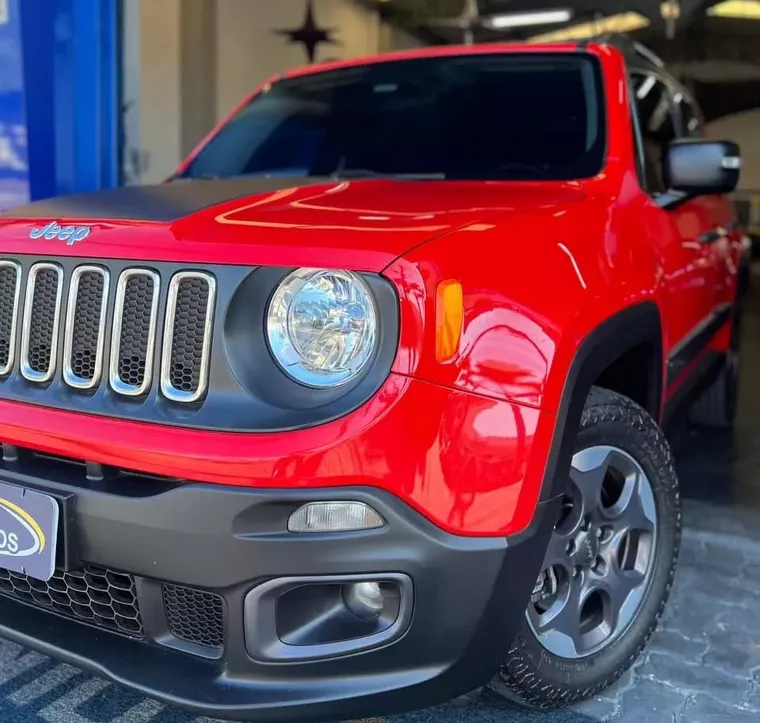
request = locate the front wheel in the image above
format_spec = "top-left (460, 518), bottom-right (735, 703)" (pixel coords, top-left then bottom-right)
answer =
top-left (489, 387), bottom-right (681, 709)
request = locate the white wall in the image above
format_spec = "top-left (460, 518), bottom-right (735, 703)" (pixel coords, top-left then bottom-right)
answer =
top-left (214, 0), bottom-right (381, 122)
top-left (707, 109), bottom-right (760, 191)
top-left (386, 26), bottom-right (425, 52)
top-left (135, 0), bottom-right (183, 184)
top-left (120, 0), bottom-right (141, 185)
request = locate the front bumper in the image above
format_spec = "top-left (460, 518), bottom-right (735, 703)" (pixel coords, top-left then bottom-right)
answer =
top-left (0, 457), bottom-right (558, 722)
top-left (0, 373), bottom-right (551, 537)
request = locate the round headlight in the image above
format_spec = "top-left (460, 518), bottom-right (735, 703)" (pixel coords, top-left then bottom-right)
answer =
top-left (266, 269), bottom-right (378, 388)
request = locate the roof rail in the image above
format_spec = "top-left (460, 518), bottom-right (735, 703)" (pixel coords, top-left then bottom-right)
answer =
top-left (589, 33), bottom-right (667, 68)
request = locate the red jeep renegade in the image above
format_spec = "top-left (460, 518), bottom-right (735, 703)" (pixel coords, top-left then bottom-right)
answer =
top-left (0, 36), bottom-right (746, 721)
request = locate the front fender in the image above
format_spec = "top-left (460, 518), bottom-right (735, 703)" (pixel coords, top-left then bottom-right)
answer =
top-left (384, 202), bottom-right (665, 526)
top-left (384, 200), bottom-right (663, 413)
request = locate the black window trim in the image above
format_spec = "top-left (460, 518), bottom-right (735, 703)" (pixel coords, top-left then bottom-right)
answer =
top-left (628, 67), bottom-right (685, 200)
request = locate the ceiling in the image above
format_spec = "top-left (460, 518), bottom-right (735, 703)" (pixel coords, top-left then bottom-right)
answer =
top-left (373, 0), bottom-right (760, 43)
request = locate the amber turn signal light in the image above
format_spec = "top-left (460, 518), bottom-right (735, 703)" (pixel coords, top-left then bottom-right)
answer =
top-left (436, 280), bottom-right (463, 362)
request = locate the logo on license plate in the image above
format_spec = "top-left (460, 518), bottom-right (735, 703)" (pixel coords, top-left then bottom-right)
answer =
top-left (0, 498), bottom-right (46, 557)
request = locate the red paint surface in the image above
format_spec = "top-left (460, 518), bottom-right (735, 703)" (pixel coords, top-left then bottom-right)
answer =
top-left (0, 42), bottom-right (742, 536)
top-left (0, 376), bottom-right (548, 537)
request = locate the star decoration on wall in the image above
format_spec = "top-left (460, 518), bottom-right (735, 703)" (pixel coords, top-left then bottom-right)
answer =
top-left (275, 0), bottom-right (338, 64)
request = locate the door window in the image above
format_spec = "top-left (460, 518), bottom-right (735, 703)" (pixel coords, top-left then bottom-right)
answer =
top-left (674, 92), bottom-right (705, 138)
top-left (630, 73), bottom-right (678, 195)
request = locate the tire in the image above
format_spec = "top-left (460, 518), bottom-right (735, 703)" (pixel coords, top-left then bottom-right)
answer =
top-left (689, 314), bottom-right (741, 428)
top-left (489, 387), bottom-right (681, 709)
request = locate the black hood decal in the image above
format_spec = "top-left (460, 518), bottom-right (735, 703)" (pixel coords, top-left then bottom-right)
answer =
top-left (0, 177), bottom-right (330, 222)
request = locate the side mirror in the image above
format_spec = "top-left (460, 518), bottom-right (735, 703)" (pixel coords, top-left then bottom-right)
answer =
top-left (662, 139), bottom-right (741, 197)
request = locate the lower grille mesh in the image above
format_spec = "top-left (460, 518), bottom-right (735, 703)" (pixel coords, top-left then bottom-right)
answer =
top-left (0, 564), bottom-right (143, 637)
top-left (163, 584), bottom-right (224, 648)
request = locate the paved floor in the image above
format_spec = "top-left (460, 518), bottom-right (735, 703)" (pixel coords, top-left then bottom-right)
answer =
top-left (2, 280), bottom-right (760, 722)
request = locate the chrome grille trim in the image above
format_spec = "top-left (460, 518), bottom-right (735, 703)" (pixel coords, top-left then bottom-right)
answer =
top-left (63, 266), bottom-right (110, 390)
top-left (20, 263), bottom-right (64, 383)
top-left (0, 261), bottom-right (22, 376)
top-left (109, 269), bottom-right (160, 397)
top-left (160, 272), bottom-right (216, 403)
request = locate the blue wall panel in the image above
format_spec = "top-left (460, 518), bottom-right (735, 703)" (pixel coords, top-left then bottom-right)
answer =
top-left (0, 0), bottom-right (120, 209)
top-left (0, 0), bottom-right (31, 209)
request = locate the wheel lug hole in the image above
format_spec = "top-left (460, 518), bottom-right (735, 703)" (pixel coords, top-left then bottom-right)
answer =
top-left (593, 557), bottom-right (607, 575)
top-left (573, 566), bottom-right (582, 579)
top-left (581, 519), bottom-right (590, 532)
top-left (566, 541), bottom-right (576, 556)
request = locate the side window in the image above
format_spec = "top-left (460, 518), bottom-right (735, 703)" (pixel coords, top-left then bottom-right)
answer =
top-left (631, 73), bottom-right (678, 195)
top-left (674, 92), bottom-right (705, 138)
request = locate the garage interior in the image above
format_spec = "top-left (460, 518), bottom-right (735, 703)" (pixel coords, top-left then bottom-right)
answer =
top-left (2, 1), bottom-right (760, 722)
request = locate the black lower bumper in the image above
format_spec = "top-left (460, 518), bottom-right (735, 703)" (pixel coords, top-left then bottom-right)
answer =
top-left (0, 456), bottom-right (557, 722)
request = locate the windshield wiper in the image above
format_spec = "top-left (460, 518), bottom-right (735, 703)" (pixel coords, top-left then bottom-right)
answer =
top-left (331, 169), bottom-right (445, 180)
top-left (168, 173), bottom-right (222, 182)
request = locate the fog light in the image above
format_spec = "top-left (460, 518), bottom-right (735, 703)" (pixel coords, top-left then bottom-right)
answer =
top-left (343, 581), bottom-right (385, 620)
top-left (288, 502), bottom-right (384, 532)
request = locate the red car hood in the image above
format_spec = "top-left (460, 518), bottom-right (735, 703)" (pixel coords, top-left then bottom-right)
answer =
top-left (0, 177), bottom-right (586, 271)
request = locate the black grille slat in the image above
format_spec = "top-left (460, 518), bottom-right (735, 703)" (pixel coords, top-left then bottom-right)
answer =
top-left (0, 564), bottom-right (143, 637)
top-left (109, 269), bottom-right (160, 396)
top-left (0, 262), bottom-right (19, 374)
top-left (71, 272), bottom-right (104, 380)
top-left (28, 269), bottom-right (60, 373)
top-left (163, 584), bottom-right (224, 649)
top-left (21, 265), bottom-right (62, 381)
top-left (119, 275), bottom-right (154, 388)
top-left (64, 267), bottom-right (108, 387)
top-left (170, 277), bottom-right (209, 393)
top-left (164, 274), bottom-right (213, 400)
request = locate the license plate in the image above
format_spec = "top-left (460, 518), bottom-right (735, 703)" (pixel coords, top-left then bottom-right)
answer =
top-left (0, 481), bottom-right (59, 581)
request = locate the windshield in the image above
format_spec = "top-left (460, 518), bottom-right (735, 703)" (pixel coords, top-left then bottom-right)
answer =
top-left (180, 53), bottom-right (606, 182)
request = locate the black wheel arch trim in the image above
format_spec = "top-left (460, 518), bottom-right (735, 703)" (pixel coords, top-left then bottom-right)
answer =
top-left (537, 302), bottom-right (663, 503)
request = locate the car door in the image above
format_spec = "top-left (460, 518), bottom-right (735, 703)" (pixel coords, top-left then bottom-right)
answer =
top-left (673, 90), bottom-right (741, 312)
top-left (630, 71), bottom-right (716, 365)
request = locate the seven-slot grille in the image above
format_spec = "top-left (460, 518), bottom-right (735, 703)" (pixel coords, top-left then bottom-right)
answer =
top-left (0, 262), bottom-right (215, 402)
